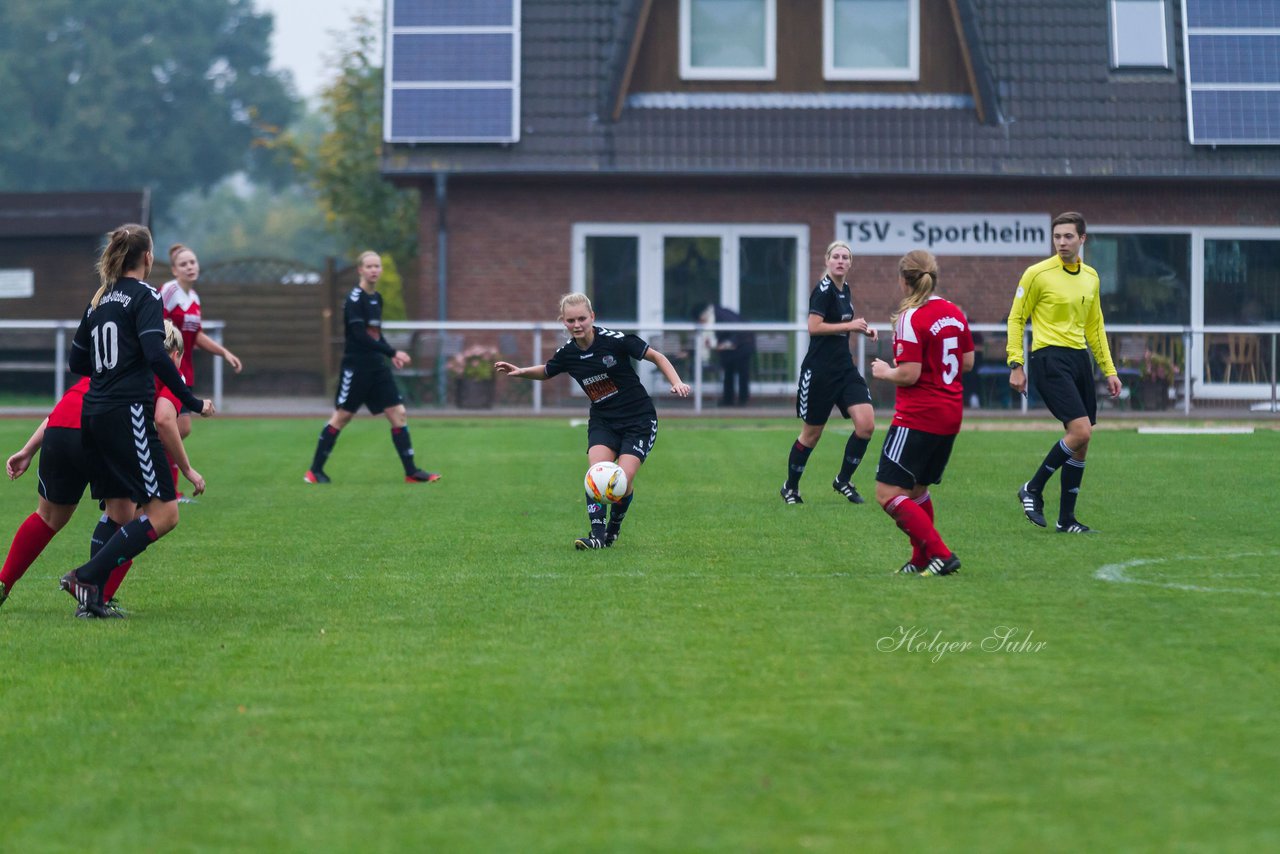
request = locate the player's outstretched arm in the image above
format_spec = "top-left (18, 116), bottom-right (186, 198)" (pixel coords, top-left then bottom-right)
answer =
top-left (644, 349), bottom-right (691, 397)
top-left (6, 418), bottom-right (48, 480)
top-left (494, 361), bottom-right (549, 381)
top-left (155, 399), bottom-right (205, 495)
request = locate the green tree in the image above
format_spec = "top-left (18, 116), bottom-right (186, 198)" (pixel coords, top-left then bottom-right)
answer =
top-left (0, 0), bottom-right (297, 209)
top-left (378, 254), bottom-right (407, 320)
top-left (153, 176), bottom-right (344, 270)
top-left (293, 14), bottom-right (419, 275)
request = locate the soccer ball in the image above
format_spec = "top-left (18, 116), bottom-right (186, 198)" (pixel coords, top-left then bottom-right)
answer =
top-left (585, 461), bottom-right (628, 503)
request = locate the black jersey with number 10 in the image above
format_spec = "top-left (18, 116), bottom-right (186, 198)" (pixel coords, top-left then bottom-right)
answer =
top-left (71, 277), bottom-right (168, 414)
top-left (545, 327), bottom-right (654, 419)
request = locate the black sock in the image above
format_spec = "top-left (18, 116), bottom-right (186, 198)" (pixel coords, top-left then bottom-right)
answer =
top-left (838, 434), bottom-right (871, 483)
top-left (786, 441), bottom-right (814, 490)
top-left (90, 514), bottom-right (120, 558)
top-left (1059, 457), bottom-right (1085, 523)
top-left (585, 491), bottom-right (608, 539)
top-left (311, 424), bottom-right (340, 472)
top-left (391, 426), bottom-right (417, 475)
top-left (76, 517), bottom-right (158, 587)
top-left (607, 492), bottom-right (634, 536)
top-left (1028, 439), bottom-right (1072, 493)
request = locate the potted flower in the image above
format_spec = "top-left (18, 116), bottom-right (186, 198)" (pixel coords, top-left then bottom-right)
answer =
top-left (447, 344), bottom-right (501, 408)
top-left (1135, 350), bottom-right (1179, 410)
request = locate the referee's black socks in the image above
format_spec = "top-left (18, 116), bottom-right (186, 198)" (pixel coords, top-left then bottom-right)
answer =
top-left (1060, 457), bottom-right (1086, 523)
top-left (1028, 438), bottom-right (1073, 493)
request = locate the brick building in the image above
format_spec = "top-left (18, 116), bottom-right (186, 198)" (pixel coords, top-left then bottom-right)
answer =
top-left (382, 0), bottom-right (1280, 400)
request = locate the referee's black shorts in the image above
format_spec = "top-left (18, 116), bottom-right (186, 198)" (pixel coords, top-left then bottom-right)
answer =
top-left (1030, 346), bottom-right (1097, 426)
top-left (37, 426), bottom-right (91, 505)
top-left (82, 403), bottom-right (176, 505)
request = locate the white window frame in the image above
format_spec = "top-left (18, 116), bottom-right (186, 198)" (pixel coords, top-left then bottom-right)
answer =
top-left (680, 0), bottom-right (777, 81)
top-left (1091, 224), bottom-right (1280, 399)
top-left (1109, 0), bottom-right (1170, 70)
top-left (823, 0), bottom-right (920, 82)
top-left (572, 222), bottom-right (809, 392)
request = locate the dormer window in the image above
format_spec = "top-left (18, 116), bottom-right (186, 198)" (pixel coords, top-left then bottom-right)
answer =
top-left (680, 0), bottom-right (777, 80)
top-left (824, 0), bottom-right (920, 81)
top-left (1110, 0), bottom-right (1170, 69)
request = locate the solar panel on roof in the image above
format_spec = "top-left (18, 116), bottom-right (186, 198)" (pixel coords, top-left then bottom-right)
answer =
top-left (1186, 0), bottom-right (1280, 28)
top-left (384, 0), bottom-right (521, 144)
top-left (1183, 0), bottom-right (1280, 145)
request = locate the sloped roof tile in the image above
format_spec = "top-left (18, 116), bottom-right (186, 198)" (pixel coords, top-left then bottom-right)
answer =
top-left (382, 0), bottom-right (1280, 179)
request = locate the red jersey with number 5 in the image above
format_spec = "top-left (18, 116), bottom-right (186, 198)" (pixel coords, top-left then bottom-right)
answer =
top-left (891, 297), bottom-right (973, 435)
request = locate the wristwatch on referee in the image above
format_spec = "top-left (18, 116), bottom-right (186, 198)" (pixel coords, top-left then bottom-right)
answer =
top-left (1008, 361), bottom-right (1023, 369)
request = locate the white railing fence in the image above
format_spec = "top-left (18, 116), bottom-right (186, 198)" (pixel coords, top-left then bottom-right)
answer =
top-left (3, 319), bottom-right (1278, 415)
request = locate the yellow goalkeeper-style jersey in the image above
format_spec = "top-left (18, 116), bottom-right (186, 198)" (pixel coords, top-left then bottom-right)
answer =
top-left (1006, 255), bottom-right (1117, 376)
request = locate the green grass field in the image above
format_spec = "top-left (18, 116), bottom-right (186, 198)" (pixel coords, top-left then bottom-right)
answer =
top-left (1, 416), bottom-right (1277, 852)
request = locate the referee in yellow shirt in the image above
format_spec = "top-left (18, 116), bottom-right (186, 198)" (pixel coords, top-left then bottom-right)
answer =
top-left (1007, 212), bottom-right (1122, 533)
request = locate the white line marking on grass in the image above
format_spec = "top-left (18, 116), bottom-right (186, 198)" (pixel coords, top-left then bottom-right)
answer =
top-left (1136, 426), bottom-right (1254, 435)
top-left (1095, 552), bottom-right (1280, 596)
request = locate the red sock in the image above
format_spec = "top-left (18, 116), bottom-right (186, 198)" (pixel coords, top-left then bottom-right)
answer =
top-left (1, 512), bottom-right (58, 590)
top-left (910, 493), bottom-right (934, 567)
top-left (103, 560), bottom-right (134, 601)
top-left (885, 495), bottom-right (949, 561)
top-left (916, 492), bottom-right (934, 522)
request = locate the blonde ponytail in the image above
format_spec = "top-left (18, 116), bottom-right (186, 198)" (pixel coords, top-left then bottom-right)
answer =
top-left (891, 250), bottom-right (939, 323)
top-left (92, 224), bottom-right (153, 308)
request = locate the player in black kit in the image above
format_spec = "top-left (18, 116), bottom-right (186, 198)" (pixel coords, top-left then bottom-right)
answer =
top-left (59, 224), bottom-right (215, 618)
top-left (780, 240), bottom-right (880, 505)
top-left (304, 251), bottom-right (439, 484)
top-left (494, 293), bottom-right (691, 550)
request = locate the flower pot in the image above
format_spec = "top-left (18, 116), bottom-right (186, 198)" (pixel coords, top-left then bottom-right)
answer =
top-left (1137, 380), bottom-right (1171, 411)
top-left (455, 377), bottom-right (495, 409)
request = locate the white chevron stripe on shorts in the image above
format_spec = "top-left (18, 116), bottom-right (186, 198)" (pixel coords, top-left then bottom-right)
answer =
top-left (798, 369), bottom-right (812, 419)
top-left (132, 403), bottom-right (159, 495)
top-left (336, 369), bottom-right (354, 405)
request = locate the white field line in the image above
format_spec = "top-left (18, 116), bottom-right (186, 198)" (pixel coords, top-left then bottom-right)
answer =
top-left (1095, 553), bottom-right (1280, 596)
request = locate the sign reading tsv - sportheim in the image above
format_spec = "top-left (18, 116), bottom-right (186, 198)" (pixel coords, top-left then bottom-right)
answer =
top-left (835, 213), bottom-right (1051, 256)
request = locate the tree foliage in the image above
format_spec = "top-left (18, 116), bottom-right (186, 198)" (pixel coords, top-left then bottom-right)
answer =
top-left (292, 14), bottom-right (419, 274)
top-left (153, 176), bottom-right (343, 270)
top-left (0, 0), bottom-right (297, 208)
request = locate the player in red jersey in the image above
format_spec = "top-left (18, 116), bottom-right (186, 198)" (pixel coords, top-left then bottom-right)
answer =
top-left (870, 250), bottom-right (975, 578)
top-left (160, 244), bottom-right (241, 499)
top-left (1, 322), bottom-right (204, 615)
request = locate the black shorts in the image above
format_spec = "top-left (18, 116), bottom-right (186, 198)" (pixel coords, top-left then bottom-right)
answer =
top-left (335, 362), bottom-right (403, 414)
top-left (587, 411), bottom-right (658, 463)
top-left (796, 364), bottom-right (872, 426)
top-left (37, 426), bottom-right (90, 505)
top-left (82, 403), bottom-right (176, 505)
top-left (1030, 346), bottom-right (1096, 426)
top-left (875, 425), bottom-right (957, 490)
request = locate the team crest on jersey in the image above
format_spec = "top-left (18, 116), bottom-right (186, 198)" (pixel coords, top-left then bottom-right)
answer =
top-left (896, 342), bottom-right (905, 358)
top-left (602, 355), bottom-right (616, 368)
